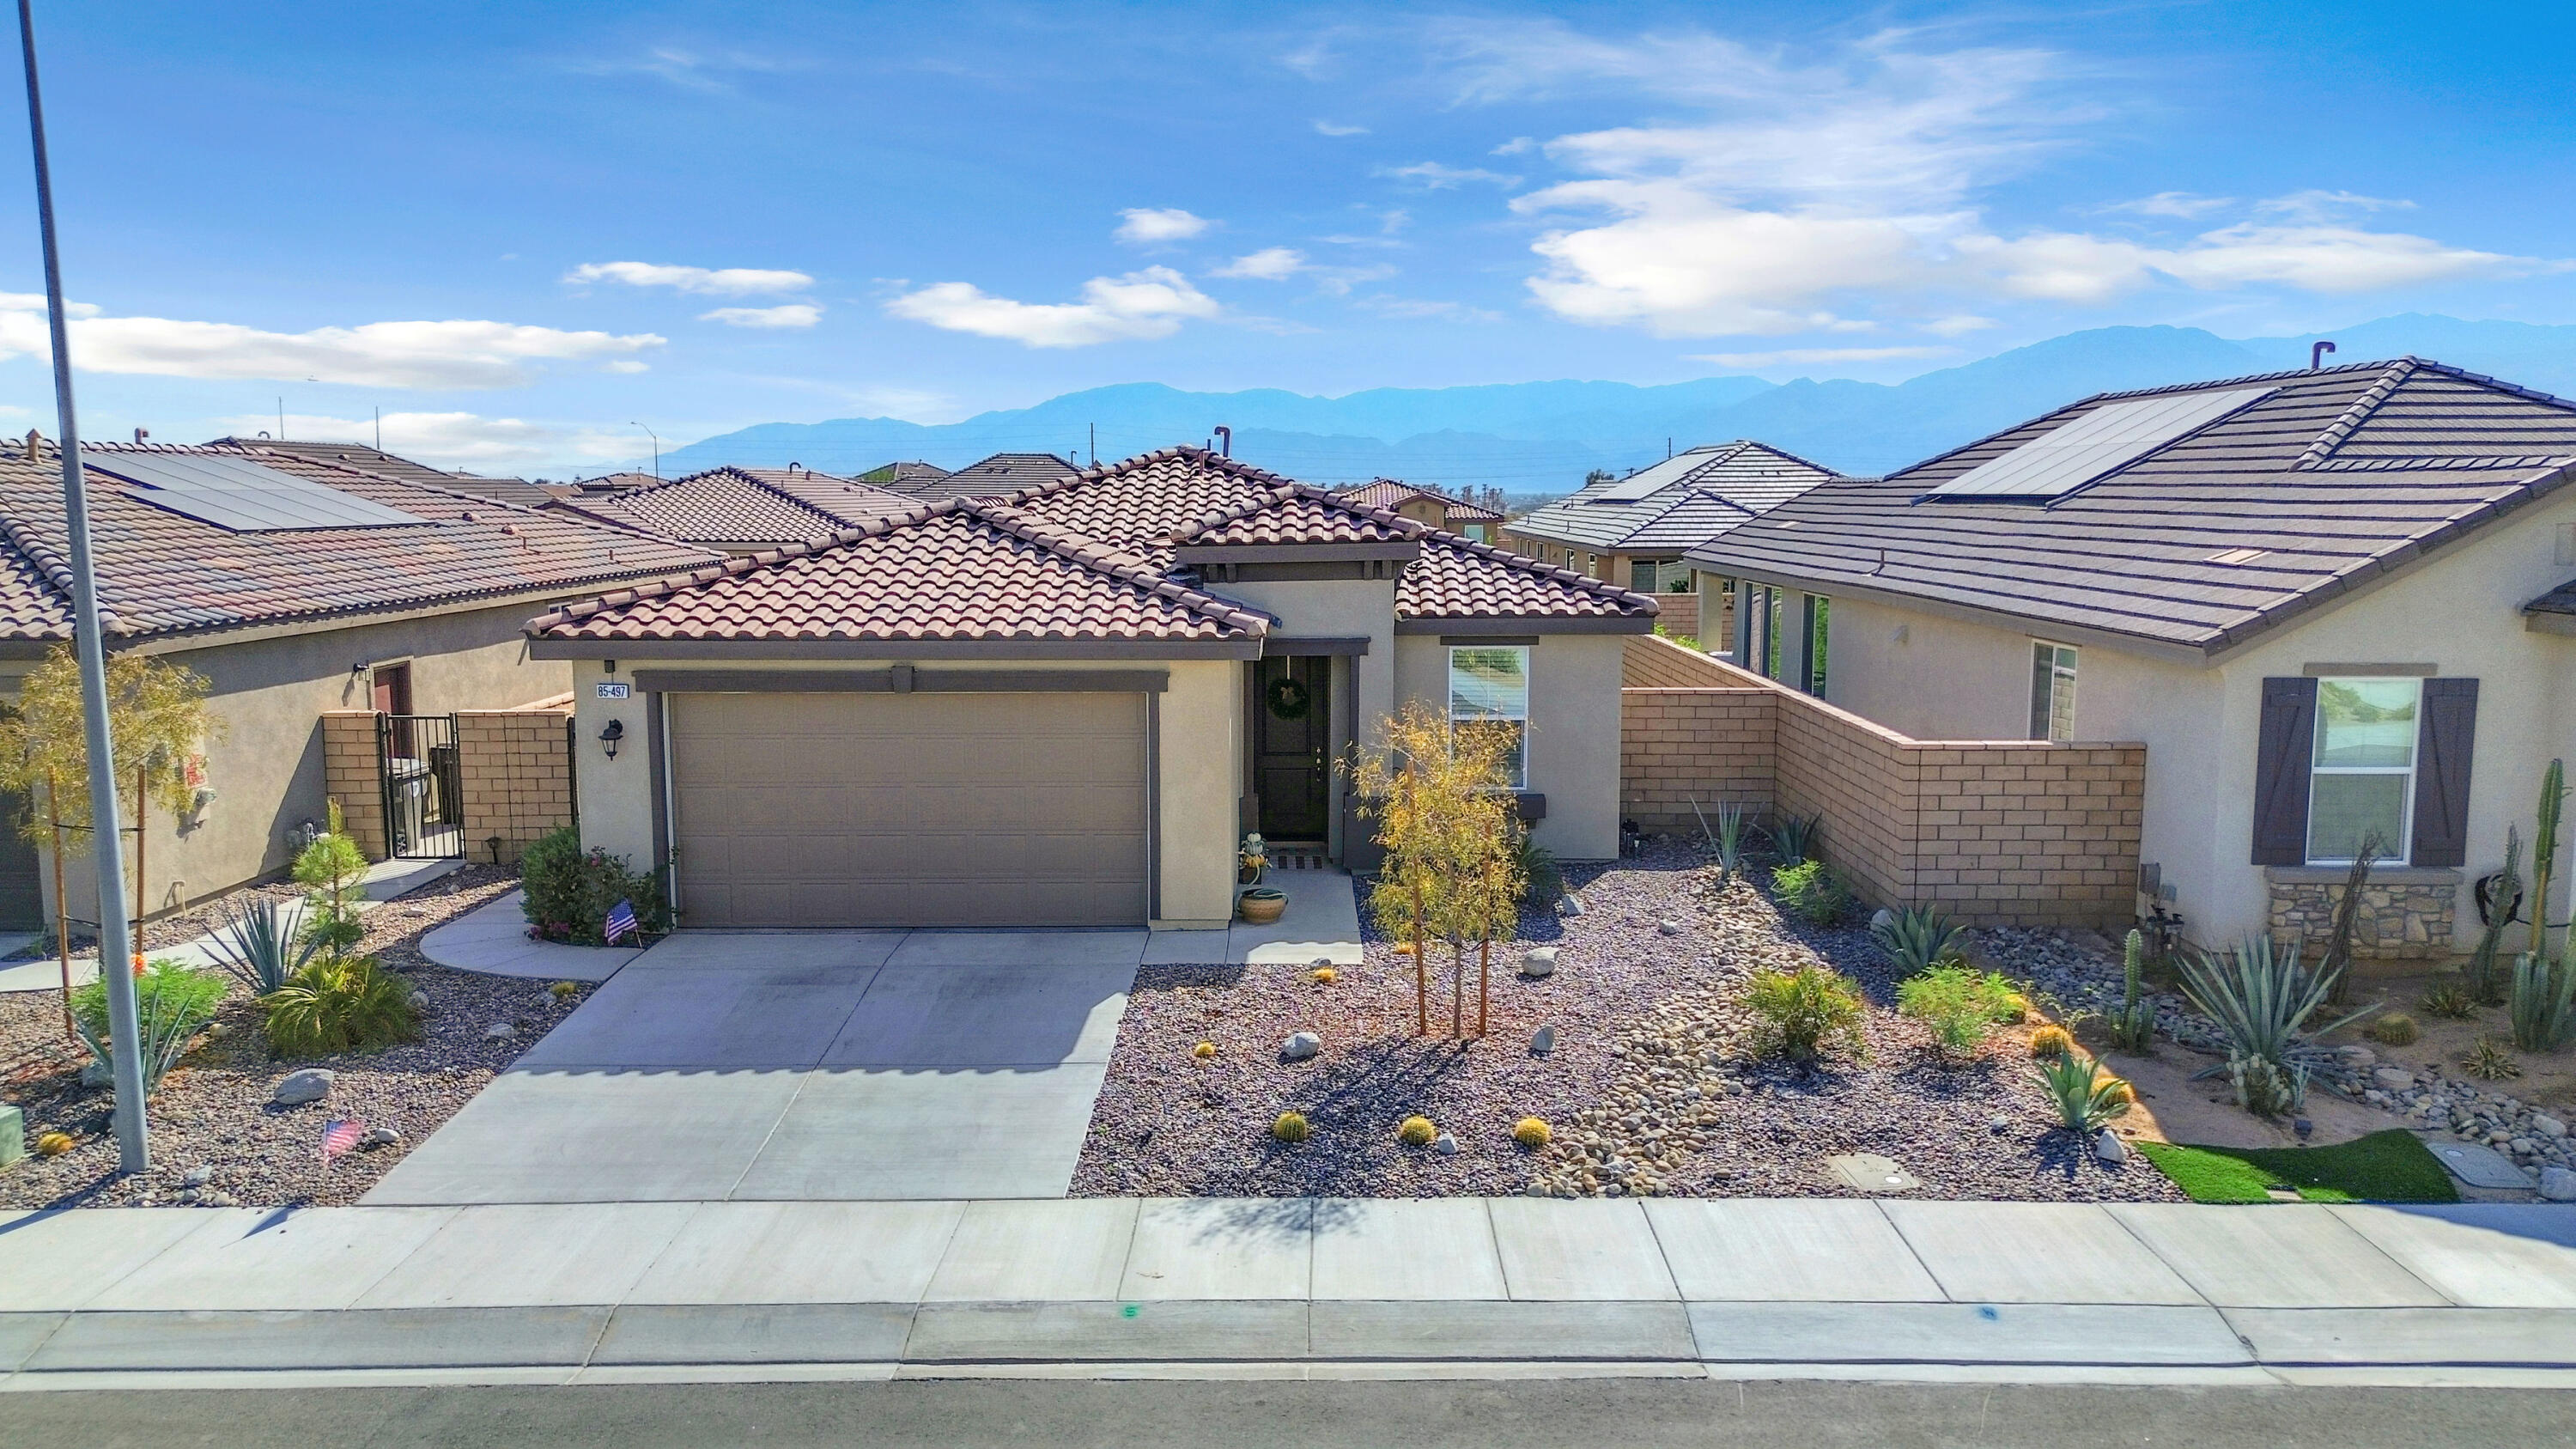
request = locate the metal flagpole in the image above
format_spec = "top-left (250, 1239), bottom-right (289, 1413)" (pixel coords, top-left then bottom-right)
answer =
top-left (17, 0), bottom-right (146, 1172)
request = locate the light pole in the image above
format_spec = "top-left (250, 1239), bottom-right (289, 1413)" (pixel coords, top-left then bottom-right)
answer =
top-left (631, 422), bottom-right (659, 481)
top-left (16, 0), bottom-right (146, 1172)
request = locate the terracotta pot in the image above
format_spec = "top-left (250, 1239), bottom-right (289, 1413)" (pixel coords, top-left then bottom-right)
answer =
top-left (1237, 888), bottom-right (1287, 924)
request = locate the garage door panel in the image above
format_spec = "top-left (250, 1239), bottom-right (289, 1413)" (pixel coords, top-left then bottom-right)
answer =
top-left (670, 691), bottom-right (1150, 928)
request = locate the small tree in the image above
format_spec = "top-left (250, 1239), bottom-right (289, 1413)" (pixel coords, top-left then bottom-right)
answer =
top-left (295, 799), bottom-right (369, 959)
top-left (1349, 702), bottom-right (1522, 1039)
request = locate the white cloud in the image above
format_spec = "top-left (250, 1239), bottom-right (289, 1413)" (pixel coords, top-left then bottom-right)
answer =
top-left (1312, 119), bottom-right (1369, 137)
top-left (568, 46), bottom-right (798, 95)
top-left (1923, 314), bottom-right (1996, 336)
top-left (0, 290), bottom-right (97, 318)
top-left (0, 295), bottom-right (663, 388)
top-left (1962, 223), bottom-right (2540, 301)
top-left (2255, 189), bottom-right (2411, 222)
top-left (1376, 161), bottom-right (1521, 190)
top-left (883, 266), bottom-right (1221, 348)
top-left (566, 260), bottom-right (812, 296)
top-left (1212, 247), bottom-right (1307, 280)
top-left (1688, 344), bottom-right (1953, 368)
top-left (698, 303), bottom-right (822, 328)
top-left (1360, 297), bottom-right (1505, 323)
top-left (1114, 208), bottom-right (1212, 245)
top-left (2098, 191), bottom-right (2234, 219)
top-left (229, 411), bottom-right (636, 469)
top-left (1493, 137), bottom-right (1536, 155)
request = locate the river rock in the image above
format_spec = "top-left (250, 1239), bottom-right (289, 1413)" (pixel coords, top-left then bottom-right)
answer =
top-left (363, 1125), bottom-right (403, 1148)
top-left (2373, 1068), bottom-right (2415, 1091)
top-left (2535, 1114), bottom-right (2568, 1139)
top-left (1433, 1133), bottom-right (1459, 1155)
top-left (483, 1022), bottom-right (515, 1040)
top-left (1530, 1025), bottom-right (1555, 1056)
top-left (2542, 1166), bottom-right (2576, 1202)
top-left (1558, 895), bottom-right (1585, 917)
top-left (1281, 1031), bottom-right (1321, 1062)
top-left (1520, 947), bottom-right (1558, 979)
top-left (1656, 919), bottom-right (1681, 936)
top-left (272, 1068), bottom-right (334, 1105)
top-left (2095, 1129), bottom-right (2129, 1163)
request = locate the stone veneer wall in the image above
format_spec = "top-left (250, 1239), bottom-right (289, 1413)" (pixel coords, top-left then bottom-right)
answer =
top-left (2266, 867), bottom-right (2459, 963)
top-left (1619, 636), bottom-right (2147, 928)
top-left (455, 707), bottom-right (576, 865)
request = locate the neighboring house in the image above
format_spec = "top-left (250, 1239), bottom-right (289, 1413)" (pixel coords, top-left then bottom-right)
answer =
top-left (900, 452), bottom-right (1079, 501)
top-left (0, 438), bottom-right (714, 933)
top-left (1339, 479), bottom-right (1505, 542)
top-left (569, 471), bottom-right (662, 496)
top-left (858, 460), bottom-right (952, 490)
top-left (1684, 356), bottom-right (2576, 960)
top-left (552, 465), bottom-right (919, 554)
top-left (201, 437), bottom-right (556, 508)
top-left (1500, 441), bottom-right (1836, 641)
top-left (530, 446), bottom-right (1656, 930)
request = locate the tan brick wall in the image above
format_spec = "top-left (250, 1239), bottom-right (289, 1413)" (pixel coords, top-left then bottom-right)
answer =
top-left (319, 711), bottom-right (387, 859)
top-left (456, 706), bottom-right (575, 865)
top-left (1619, 636), bottom-right (2146, 928)
top-left (1652, 592), bottom-right (1700, 642)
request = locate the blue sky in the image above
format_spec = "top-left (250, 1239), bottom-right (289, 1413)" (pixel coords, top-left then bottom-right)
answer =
top-left (0, 1), bottom-right (2568, 475)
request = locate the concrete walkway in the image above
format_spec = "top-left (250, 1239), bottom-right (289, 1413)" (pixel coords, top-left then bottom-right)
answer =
top-left (0, 1198), bottom-right (2570, 1389)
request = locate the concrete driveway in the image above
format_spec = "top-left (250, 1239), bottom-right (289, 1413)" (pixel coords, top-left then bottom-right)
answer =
top-left (366, 929), bottom-right (1141, 1204)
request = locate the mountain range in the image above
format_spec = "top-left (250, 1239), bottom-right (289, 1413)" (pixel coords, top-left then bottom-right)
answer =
top-left (656, 314), bottom-right (2576, 496)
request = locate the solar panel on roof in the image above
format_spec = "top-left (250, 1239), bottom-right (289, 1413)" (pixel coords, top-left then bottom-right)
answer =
top-left (80, 451), bottom-right (425, 532)
top-left (1924, 387), bottom-right (2276, 502)
top-left (1589, 446), bottom-right (1730, 503)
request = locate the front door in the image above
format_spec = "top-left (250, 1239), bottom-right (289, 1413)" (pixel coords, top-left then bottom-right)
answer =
top-left (1255, 654), bottom-right (1331, 840)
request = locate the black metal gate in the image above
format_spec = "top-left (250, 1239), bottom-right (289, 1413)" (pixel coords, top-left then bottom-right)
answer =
top-left (380, 713), bottom-right (464, 859)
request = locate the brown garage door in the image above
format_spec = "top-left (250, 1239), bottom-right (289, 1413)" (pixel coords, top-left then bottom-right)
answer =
top-left (667, 691), bottom-right (1150, 928)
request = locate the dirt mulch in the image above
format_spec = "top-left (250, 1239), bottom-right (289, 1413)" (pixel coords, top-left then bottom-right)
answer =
top-left (0, 864), bottom-right (598, 1209)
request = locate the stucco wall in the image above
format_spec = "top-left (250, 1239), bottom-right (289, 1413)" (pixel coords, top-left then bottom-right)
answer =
top-left (35, 602), bottom-right (567, 927)
top-left (1809, 488), bottom-right (2576, 953)
top-left (567, 656), bottom-right (1243, 928)
top-left (1392, 632), bottom-right (1626, 860)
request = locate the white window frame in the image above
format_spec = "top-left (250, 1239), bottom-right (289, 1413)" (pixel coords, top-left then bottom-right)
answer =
top-left (2029, 642), bottom-right (2077, 744)
top-left (1447, 644), bottom-right (1530, 790)
top-left (2307, 675), bottom-right (2420, 866)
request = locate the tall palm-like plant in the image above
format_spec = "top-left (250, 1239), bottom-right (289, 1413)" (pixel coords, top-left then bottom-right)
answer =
top-left (2178, 934), bottom-right (2379, 1081)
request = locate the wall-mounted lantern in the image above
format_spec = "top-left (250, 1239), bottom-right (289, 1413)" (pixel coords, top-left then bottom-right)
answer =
top-left (598, 718), bottom-right (626, 759)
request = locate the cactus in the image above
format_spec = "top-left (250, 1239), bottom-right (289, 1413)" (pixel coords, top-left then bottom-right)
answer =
top-left (2028, 1024), bottom-right (2074, 1059)
top-left (2364, 1013), bottom-right (2420, 1046)
top-left (1271, 1111), bottom-right (1310, 1143)
top-left (2532, 759), bottom-right (2566, 963)
top-left (1513, 1117), bottom-right (1552, 1148)
top-left (2108, 928), bottom-right (2157, 1053)
top-left (1397, 1115), bottom-right (1437, 1146)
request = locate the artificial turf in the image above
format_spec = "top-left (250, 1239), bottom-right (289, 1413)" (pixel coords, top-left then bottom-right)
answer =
top-left (2135, 1129), bottom-right (2461, 1204)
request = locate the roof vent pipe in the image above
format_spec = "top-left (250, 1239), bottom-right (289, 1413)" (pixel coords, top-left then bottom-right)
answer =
top-left (1212, 425), bottom-right (1231, 457)
top-left (2311, 340), bottom-right (2336, 371)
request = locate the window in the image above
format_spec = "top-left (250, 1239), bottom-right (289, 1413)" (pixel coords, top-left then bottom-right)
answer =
top-left (1448, 645), bottom-right (1529, 788)
top-left (1668, 568), bottom-right (1694, 595)
top-left (1630, 559), bottom-right (1659, 592)
top-left (1803, 595), bottom-right (1830, 695)
top-left (2028, 643), bottom-right (2076, 743)
top-left (2308, 677), bottom-right (2419, 863)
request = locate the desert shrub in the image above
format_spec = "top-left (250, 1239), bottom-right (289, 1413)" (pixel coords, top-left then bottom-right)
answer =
top-left (521, 825), bottom-right (670, 946)
top-left (2178, 934), bottom-right (2376, 1081)
top-left (1271, 1111), bottom-right (1310, 1143)
top-left (1869, 904), bottom-right (1966, 978)
top-left (1397, 1115), bottom-right (1437, 1146)
top-left (1767, 811), bottom-right (1820, 864)
top-left (2463, 1035), bottom-right (2521, 1081)
top-left (262, 956), bottom-right (418, 1057)
top-left (2364, 1013), bottom-right (2420, 1046)
top-left (2034, 1050), bottom-right (2131, 1134)
top-left (2028, 1024), bottom-right (2074, 1059)
top-left (1743, 965), bottom-right (1867, 1062)
top-left (1897, 965), bottom-right (2024, 1056)
top-left (70, 959), bottom-right (224, 1095)
top-left (1515, 832), bottom-right (1562, 908)
top-left (204, 896), bottom-right (322, 996)
top-left (1513, 1117), bottom-right (1551, 1148)
top-left (2419, 981), bottom-right (2480, 1020)
top-left (1769, 858), bottom-right (1850, 925)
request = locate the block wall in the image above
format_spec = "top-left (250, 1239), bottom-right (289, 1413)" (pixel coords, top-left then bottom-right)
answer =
top-left (319, 711), bottom-right (386, 859)
top-left (455, 707), bottom-right (575, 865)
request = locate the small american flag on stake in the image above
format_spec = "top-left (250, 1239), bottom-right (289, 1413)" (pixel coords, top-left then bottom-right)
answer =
top-left (320, 1118), bottom-right (366, 1162)
top-left (605, 898), bottom-right (640, 946)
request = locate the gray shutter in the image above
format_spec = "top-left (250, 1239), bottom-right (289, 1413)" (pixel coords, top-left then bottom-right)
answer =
top-left (2251, 678), bottom-right (2318, 865)
top-left (2409, 678), bottom-right (2478, 868)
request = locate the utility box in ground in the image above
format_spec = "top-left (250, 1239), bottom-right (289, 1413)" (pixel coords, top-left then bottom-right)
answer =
top-left (0, 1102), bottom-right (22, 1169)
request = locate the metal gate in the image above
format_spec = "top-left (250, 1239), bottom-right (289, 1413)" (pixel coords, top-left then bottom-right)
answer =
top-left (380, 713), bottom-right (464, 859)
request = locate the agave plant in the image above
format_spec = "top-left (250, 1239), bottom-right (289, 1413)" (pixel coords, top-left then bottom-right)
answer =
top-left (203, 895), bottom-right (321, 996)
top-left (70, 959), bottom-right (223, 1096)
top-left (1869, 903), bottom-right (1966, 977)
top-left (1768, 810), bottom-right (1821, 864)
top-left (2177, 934), bottom-right (2379, 1081)
top-left (2034, 1050), bottom-right (2131, 1134)
top-left (1710, 801), bottom-right (1754, 883)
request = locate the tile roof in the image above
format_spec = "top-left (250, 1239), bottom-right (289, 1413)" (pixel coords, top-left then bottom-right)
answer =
top-left (1340, 478), bottom-right (1505, 523)
top-left (1506, 441), bottom-right (1837, 552)
top-left (1683, 358), bottom-right (2576, 660)
top-left (858, 460), bottom-right (951, 489)
top-left (552, 466), bottom-right (916, 547)
top-left (532, 445), bottom-right (1658, 648)
top-left (0, 441), bottom-right (715, 645)
top-left (908, 452), bottom-right (1078, 500)
top-left (573, 472), bottom-right (662, 492)
top-left (529, 499), bottom-right (1267, 647)
top-left (201, 437), bottom-right (556, 508)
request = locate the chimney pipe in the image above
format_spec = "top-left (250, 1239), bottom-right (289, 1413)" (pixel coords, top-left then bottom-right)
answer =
top-left (2310, 340), bottom-right (2336, 371)
top-left (132, 426), bottom-right (147, 444)
top-left (1212, 425), bottom-right (1231, 457)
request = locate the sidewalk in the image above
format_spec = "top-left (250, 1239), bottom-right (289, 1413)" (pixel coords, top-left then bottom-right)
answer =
top-left (2, 1196), bottom-right (2570, 1390)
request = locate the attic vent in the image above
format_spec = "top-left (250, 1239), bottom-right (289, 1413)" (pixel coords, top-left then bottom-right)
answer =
top-left (2208, 547), bottom-right (2269, 565)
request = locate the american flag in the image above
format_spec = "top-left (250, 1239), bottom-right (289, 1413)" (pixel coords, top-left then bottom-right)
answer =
top-left (605, 898), bottom-right (640, 945)
top-left (320, 1118), bottom-right (366, 1162)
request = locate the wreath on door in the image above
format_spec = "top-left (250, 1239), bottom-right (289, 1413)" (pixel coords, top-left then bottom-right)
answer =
top-left (1264, 674), bottom-right (1313, 721)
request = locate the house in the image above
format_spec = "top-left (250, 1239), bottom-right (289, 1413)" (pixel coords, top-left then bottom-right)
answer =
top-left (1500, 441), bottom-right (1837, 641)
top-left (858, 460), bottom-right (952, 490)
top-left (0, 437), bottom-right (714, 933)
top-left (551, 465), bottom-right (918, 554)
top-left (1684, 356), bottom-right (2576, 961)
top-left (569, 471), bottom-right (662, 495)
top-left (200, 437), bottom-right (556, 508)
top-left (902, 452), bottom-right (1079, 501)
top-left (1338, 479), bottom-right (1505, 542)
top-left (528, 446), bottom-right (1656, 929)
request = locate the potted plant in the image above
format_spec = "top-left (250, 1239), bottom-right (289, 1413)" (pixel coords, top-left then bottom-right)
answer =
top-left (1237, 886), bottom-right (1287, 924)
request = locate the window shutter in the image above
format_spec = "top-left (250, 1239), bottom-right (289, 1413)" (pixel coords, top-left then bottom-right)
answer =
top-left (2409, 678), bottom-right (2478, 868)
top-left (2251, 677), bottom-right (2318, 865)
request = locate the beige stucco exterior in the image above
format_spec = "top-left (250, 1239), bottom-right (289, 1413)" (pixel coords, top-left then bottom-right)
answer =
top-left (1793, 488), bottom-right (2576, 953)
top-left (19, 599), bottom-right (573, 929)
top-left (1393, 631), bottom-right (1626, 860)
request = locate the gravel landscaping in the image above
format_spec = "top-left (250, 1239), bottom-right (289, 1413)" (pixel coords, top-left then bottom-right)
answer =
top-left (0, 864), bottom-right (596, 1209)
top-left (1073, 842), bottom-right (2184, 1201)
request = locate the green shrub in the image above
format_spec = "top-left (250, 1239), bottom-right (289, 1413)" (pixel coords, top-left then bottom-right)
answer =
top-left (1769, 858), bottom-right (1849, 925)
top-left (521, 825), bottom-right (670, 945)
top-left (1869, 904), bottom-right (1965, 977)
top-left (262, 956), bottom-right (418, 1057)
top-left (2034, 1050), bottom-right (2131, 1134)
top-left (1514, 831), bottom-right (1562, 908)
top-left (70, 959), bottom-right (224, 1096)
top-left (1743, 965), bottom-right (1867, 1062)
top-left (1897, 964), bottom-right (2024, 1056)
top-left (1767, 811), bottom-right (1820, 864)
